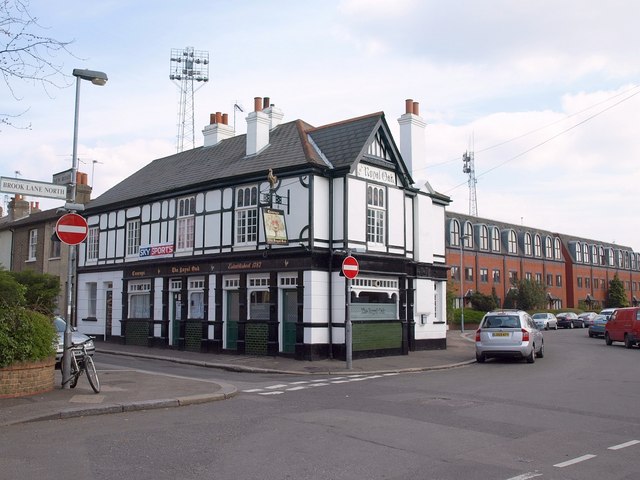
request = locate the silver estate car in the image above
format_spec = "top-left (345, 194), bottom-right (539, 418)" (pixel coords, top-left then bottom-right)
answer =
top-left (475, 310), bottom-right (544, 363)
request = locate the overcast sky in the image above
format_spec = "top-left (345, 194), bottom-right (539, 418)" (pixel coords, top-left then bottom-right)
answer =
top-left (2, 0), bottom-right (639, 250)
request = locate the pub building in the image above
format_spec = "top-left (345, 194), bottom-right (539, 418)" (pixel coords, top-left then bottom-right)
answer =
top-left (75, 97), bottom-right (451, 360)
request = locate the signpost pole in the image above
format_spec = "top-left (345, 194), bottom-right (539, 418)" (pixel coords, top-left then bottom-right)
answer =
top-left (341, 251), bottom-right (359, 370)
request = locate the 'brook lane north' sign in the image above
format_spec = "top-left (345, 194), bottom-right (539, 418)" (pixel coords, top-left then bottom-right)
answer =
top-left (0, 176), bottom-right (67, 200)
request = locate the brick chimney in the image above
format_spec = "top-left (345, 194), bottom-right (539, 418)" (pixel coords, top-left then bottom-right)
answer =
top-left (246, 97), bottom-right (271, 156)
top-left (75, 171), bottom-right (93, 204)
top-left (203, 111), bottom-right (234, 147)
top-left (7, 194), bottom-right (29, 221)
top-left (397, 98), bottom-right (426, 183)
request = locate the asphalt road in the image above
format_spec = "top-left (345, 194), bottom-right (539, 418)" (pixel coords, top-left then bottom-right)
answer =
top-left (1, 327), bottom-right (639, 480)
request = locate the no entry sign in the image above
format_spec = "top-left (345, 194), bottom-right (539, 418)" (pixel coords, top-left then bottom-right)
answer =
top-left (342, 255), bottom-right (360, 280)
top-left (56, 213), bottom-right (89, 245)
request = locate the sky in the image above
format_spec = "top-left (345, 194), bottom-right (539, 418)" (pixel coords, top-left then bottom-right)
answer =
top-left (2, 0), bottom-right (640, 250)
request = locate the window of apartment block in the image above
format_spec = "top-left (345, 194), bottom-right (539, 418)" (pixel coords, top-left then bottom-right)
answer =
top-left (128, 280), bottom-right (151, 318)
top-left (593, 278), bottom-right (599, 289)
top-left (525, 272), bottom-right (532, 281)
top-left (617, 250), bottom-right (623, 268)
top-left (450, 220), bottom-right (460, 247)
top-left (480, 226), bottom-right (489, 250)
top-left (367, 185), bottom-right (386, 245)
top-left (177, 196), bottom-right (196, 250)
top-left (591, 245), bottom-right (598, 264)
top-left (585, 277), bottom-right (591, 289)
top-left (575, 242), bottom-right (583, 262)
top-left (492, 269), bottom-right (500, 283)
top-left (524, 233), bottom-right (532, 256)
top-left (508, 271), bottom-right (518, 283)
top-left (556, 275), bottom-right (562, 287)
top-left (554, 238), bottom-right (561, 260)
top-left (28, 229), bottom-right (38, 261)
top-left (450, 266), bottom-right (460, 281)
top-left (535, 273), bottom-right (542, 284)
top-left (545, 236), bottom-right (553, 258)
top-left (491, 227), bottom-right (500, 252)
top-left (86, 227), bottom-right (99, 261)
top-left (480, 268), bottom-right (488, 282)
top-left (464, 267), bottom-right (473, 282)
top-left (534, 235), bottom-right (542, 257)
top-left (577, 277), bottom-right (583, 288)
top-left (463, 222), bottom-right (473, 248)
top-left (546, 274), bottom-right (553, 286)
top-left (508, 230), bottom-right (517, 254)
top-left (599, 246), bottom-right (605, 265)
top-left (235, 186), bottom-right (258, 245)
top-left (126, 219), bottom-right (141, 256)
top-left (624, 251), bottom-right (630, 269)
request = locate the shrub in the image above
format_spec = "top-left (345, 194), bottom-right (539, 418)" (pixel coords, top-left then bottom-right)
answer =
top-left (0, 307), bottom-right (57, 368)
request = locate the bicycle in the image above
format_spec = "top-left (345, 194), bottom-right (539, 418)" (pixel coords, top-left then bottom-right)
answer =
top-left (62, 337), bottom-right (100, 393)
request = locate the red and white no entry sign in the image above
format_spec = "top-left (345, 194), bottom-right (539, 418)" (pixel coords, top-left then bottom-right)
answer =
top-left (56, 213), bottom-right (89, 245)
top-left (342, 255), bottom-right (360, 280)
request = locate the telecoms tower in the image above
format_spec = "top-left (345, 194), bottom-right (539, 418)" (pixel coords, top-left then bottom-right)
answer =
top-left (462, 151), bottom-right (478, 216)
top-left (169, 47), bottom-right (209, 152)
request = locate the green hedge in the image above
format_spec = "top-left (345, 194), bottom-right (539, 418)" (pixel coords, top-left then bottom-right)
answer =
top-left (0, 307), bottom-right (57, 368)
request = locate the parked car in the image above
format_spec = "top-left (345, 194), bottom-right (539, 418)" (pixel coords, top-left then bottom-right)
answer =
top-left (53, 316), bottom-right (95, 368)
top-left (475, 310), bottom-right (544, 363)
top-left (578, 312), bottom-right (597, 327)
top-left (588, 314), bottom-right (608, 338)
top-left (532, 312), bottom-right (558, 330)
top-left (604, 307), bottom-right (640, 348)
top-left (599, 308), bottom-right (617, 320)
top-left (556, 312), bottom-right (581, 328)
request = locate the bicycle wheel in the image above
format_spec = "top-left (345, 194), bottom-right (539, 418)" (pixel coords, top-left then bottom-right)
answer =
top-left (84, 356), bottom-right (100, 393)
top-left (69, 356), bottom-right (79, 388)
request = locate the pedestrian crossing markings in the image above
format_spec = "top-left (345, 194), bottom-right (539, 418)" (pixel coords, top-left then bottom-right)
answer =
top-left (242, 373), bottom-right (399, 395)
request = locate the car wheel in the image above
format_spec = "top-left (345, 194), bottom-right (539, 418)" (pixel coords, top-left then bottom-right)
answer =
top-left (536, 342), bottom-right (545, 358)
top-left (526, 346), bottom-right (535, 363)
top-left (554, 323), bottom-right (558, 330)
top-left (605, 332), bottom-right (613, 346)
top-left (569, 322), bottom-right (574, 329)
top-left (476, 352), bottom-right (486, 363)
top-left (588, 331), bottom-right (594, 338)
top-left (624, 334), bottom-right (634, 349)
top-left (581, 321), bottom-right (585, 328)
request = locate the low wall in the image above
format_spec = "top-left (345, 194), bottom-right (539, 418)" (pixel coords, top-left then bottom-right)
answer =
top-left (0, 358), bottom-right (55, 399)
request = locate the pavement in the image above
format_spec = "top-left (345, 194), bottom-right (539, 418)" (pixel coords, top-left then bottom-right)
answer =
top-left (0, 329), bottom-right (476, 427)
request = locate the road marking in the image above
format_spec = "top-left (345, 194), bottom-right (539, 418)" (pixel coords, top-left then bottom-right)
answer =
top-left (285, 386), bottom-right (307, 391)
top-left (608, 440), bottom-right (640, 450)
top-left (505, 472), bottom-right (542, 480)
top-left (265, 384), bottom-right (288, 389)
top-left (258, 391), bottom-right (284, 395)
top-left (553, 454), bottom-right (596, 468)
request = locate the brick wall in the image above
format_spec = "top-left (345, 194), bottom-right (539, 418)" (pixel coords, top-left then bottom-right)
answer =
top-left (0, 358), bottom-right (55, 399)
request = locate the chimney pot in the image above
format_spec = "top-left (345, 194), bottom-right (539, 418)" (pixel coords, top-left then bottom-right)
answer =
top-left (222, 113), bottom-right (229, 125)
top-left (405, 99), bottom-right (414, 114)
top-left (263, 97), bottom-right (270, 109)
top-left (413, 101), bottom-right (419, 116)
top-left (254, 97), bottom-right (263, 112)
top-left (215, 112), bottom-right (223, 124)
top-left (210, 113), bottom-right (216, 124)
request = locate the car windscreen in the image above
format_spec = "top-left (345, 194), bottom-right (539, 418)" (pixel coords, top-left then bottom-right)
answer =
top-left (53, 317), bottom-right (66, 333)
top-left (483, 315), bottom-right (520, 329)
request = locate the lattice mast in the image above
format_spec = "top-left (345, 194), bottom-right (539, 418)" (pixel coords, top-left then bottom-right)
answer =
top-left (169, 47), bottom-right (209, 152)
top-left (462, 150), bottom-right (478, 216)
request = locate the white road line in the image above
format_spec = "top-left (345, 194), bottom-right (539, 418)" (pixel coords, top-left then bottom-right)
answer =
top-left (505, 472), bottom-right (542, 480)
top-left (285, 386), bottom-right (307, 391)
top-left (554, 454), bottom-right (597, 468)
top-left (265, 384), bottom-right (288, 389)
top-left (241, 388), bottom-right (264, 393)
top-left (290, 381), bottom-right (310, 385)
top-left (608, 440), bottom-right (640, 450)
top-left (330, 380), bottom-right (353, 384)
top-left (258, 391), bottom-right (284, 395)
top-left (308, 382), bottom-right (330, 387)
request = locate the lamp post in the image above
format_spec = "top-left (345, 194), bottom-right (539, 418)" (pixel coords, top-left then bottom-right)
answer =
top-left (459, 233), bottom-right (470, 333)
top-left (62, 68), bottom-right (108, 389)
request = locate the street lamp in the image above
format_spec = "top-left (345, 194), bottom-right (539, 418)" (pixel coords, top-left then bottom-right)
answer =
top-left (459, 233), bottom-right (471, 333)
top-left (62, 68), bottom-right (108, 389)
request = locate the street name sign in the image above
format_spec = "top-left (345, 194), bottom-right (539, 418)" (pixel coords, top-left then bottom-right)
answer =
top-left (0, 176), bottom-right (68, 200)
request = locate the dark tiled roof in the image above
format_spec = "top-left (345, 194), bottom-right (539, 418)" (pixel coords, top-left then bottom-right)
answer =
top-left (87, 113), bottom-right (391, 211)
top-left (0, 208), bottom-right (60, 231)
top-left (308, 113), bottom-right (383, 169)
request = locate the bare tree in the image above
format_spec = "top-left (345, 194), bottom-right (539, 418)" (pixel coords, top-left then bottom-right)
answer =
top-left (1, 0), bottom-right (74, 129)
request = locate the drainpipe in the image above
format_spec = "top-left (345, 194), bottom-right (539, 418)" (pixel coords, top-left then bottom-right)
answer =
top-left (327, 176), bottom-right (334, 359)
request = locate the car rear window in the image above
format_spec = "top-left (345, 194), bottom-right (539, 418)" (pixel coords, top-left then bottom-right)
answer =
top-left (483, 315), bottom-right (520, 329)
